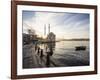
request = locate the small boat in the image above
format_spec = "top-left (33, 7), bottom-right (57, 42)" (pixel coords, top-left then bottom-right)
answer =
top-left (75, 46), bottom-right (86, 51)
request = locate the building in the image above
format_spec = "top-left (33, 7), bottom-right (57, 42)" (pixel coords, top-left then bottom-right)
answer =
top-left (23, 33), bottom-right (31, 45)
top-left (47, 32), bottom-right (56, 42)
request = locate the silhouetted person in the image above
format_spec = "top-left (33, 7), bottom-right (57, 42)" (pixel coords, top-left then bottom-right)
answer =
top-left (40, 49), bottom-right (43, 58)
top-left (35, 45), bottom-right (37, 51)
top-left (49, 47), bottom-right (53, 56)
top-left (46, 52), bottom-right (50, 67)
top-left (37, 47), bottom-right (40, 55)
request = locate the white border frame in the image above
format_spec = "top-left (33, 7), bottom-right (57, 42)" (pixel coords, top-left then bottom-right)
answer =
top-left (17, 5), bottom-right (95, 75)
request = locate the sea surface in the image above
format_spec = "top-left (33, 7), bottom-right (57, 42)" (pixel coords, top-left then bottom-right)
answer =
top-left (39, 41), bottom-right (90, 67)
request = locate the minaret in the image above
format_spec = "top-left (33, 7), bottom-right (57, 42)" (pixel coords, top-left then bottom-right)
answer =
top-left (48, 24), bottom-right (50, 33)
top-left (44, 24), bottom-right (46, 36)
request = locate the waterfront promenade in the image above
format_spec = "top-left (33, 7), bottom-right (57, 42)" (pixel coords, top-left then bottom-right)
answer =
top-left (23, 43), bottom-right (58, 68)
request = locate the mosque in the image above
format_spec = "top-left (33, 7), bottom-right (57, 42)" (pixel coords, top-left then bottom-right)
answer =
top-left (44, 24), bottom-right (56, 42)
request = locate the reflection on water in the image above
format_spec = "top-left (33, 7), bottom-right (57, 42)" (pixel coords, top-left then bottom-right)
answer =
top-left (36, 42), bottom-right (56, 67)
top-left (37, 41), bottom-right (89, 55)
top-left (35, 41), bottom-right (89, 67)
top-left (23, 40), bottom-right (89, 68)
top-left (54, 41), bottom-right (89, 55)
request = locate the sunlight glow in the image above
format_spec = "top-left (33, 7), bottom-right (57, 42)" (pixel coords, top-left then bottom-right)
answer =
top-left (22, 11), bottom-right (89, 39)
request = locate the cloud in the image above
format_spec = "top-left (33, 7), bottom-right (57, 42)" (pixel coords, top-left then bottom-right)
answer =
top-left (22, 11), bottom-right (89, 39)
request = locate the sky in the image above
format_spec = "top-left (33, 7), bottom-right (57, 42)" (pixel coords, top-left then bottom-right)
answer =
top-left (22, 11), bottom-right (90, 39)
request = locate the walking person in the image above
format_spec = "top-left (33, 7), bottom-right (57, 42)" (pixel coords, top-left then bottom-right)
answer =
top-left (37, 46), bottom-right (40, 55)
top-left (40, 49), bottom-right (43, 58)
top-left (35, 44), bottom-right (37, 51)
top-left (46, 48), bottom-right (51, 67)
top-left (46, 52), bottom-right (50, 67)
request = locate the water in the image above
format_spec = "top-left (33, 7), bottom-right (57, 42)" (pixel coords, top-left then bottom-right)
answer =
top-left (37, 41), bottom-right (90, 67)
top-left (53, 41), bottom-right (89, 57)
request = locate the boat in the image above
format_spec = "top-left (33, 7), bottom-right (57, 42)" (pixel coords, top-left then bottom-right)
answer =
top-left (75, 46), bottom-right (86, 51)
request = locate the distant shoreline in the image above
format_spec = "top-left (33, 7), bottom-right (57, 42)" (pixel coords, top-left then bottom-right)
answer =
top-left (57, 39), bottom-right (89, 41)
